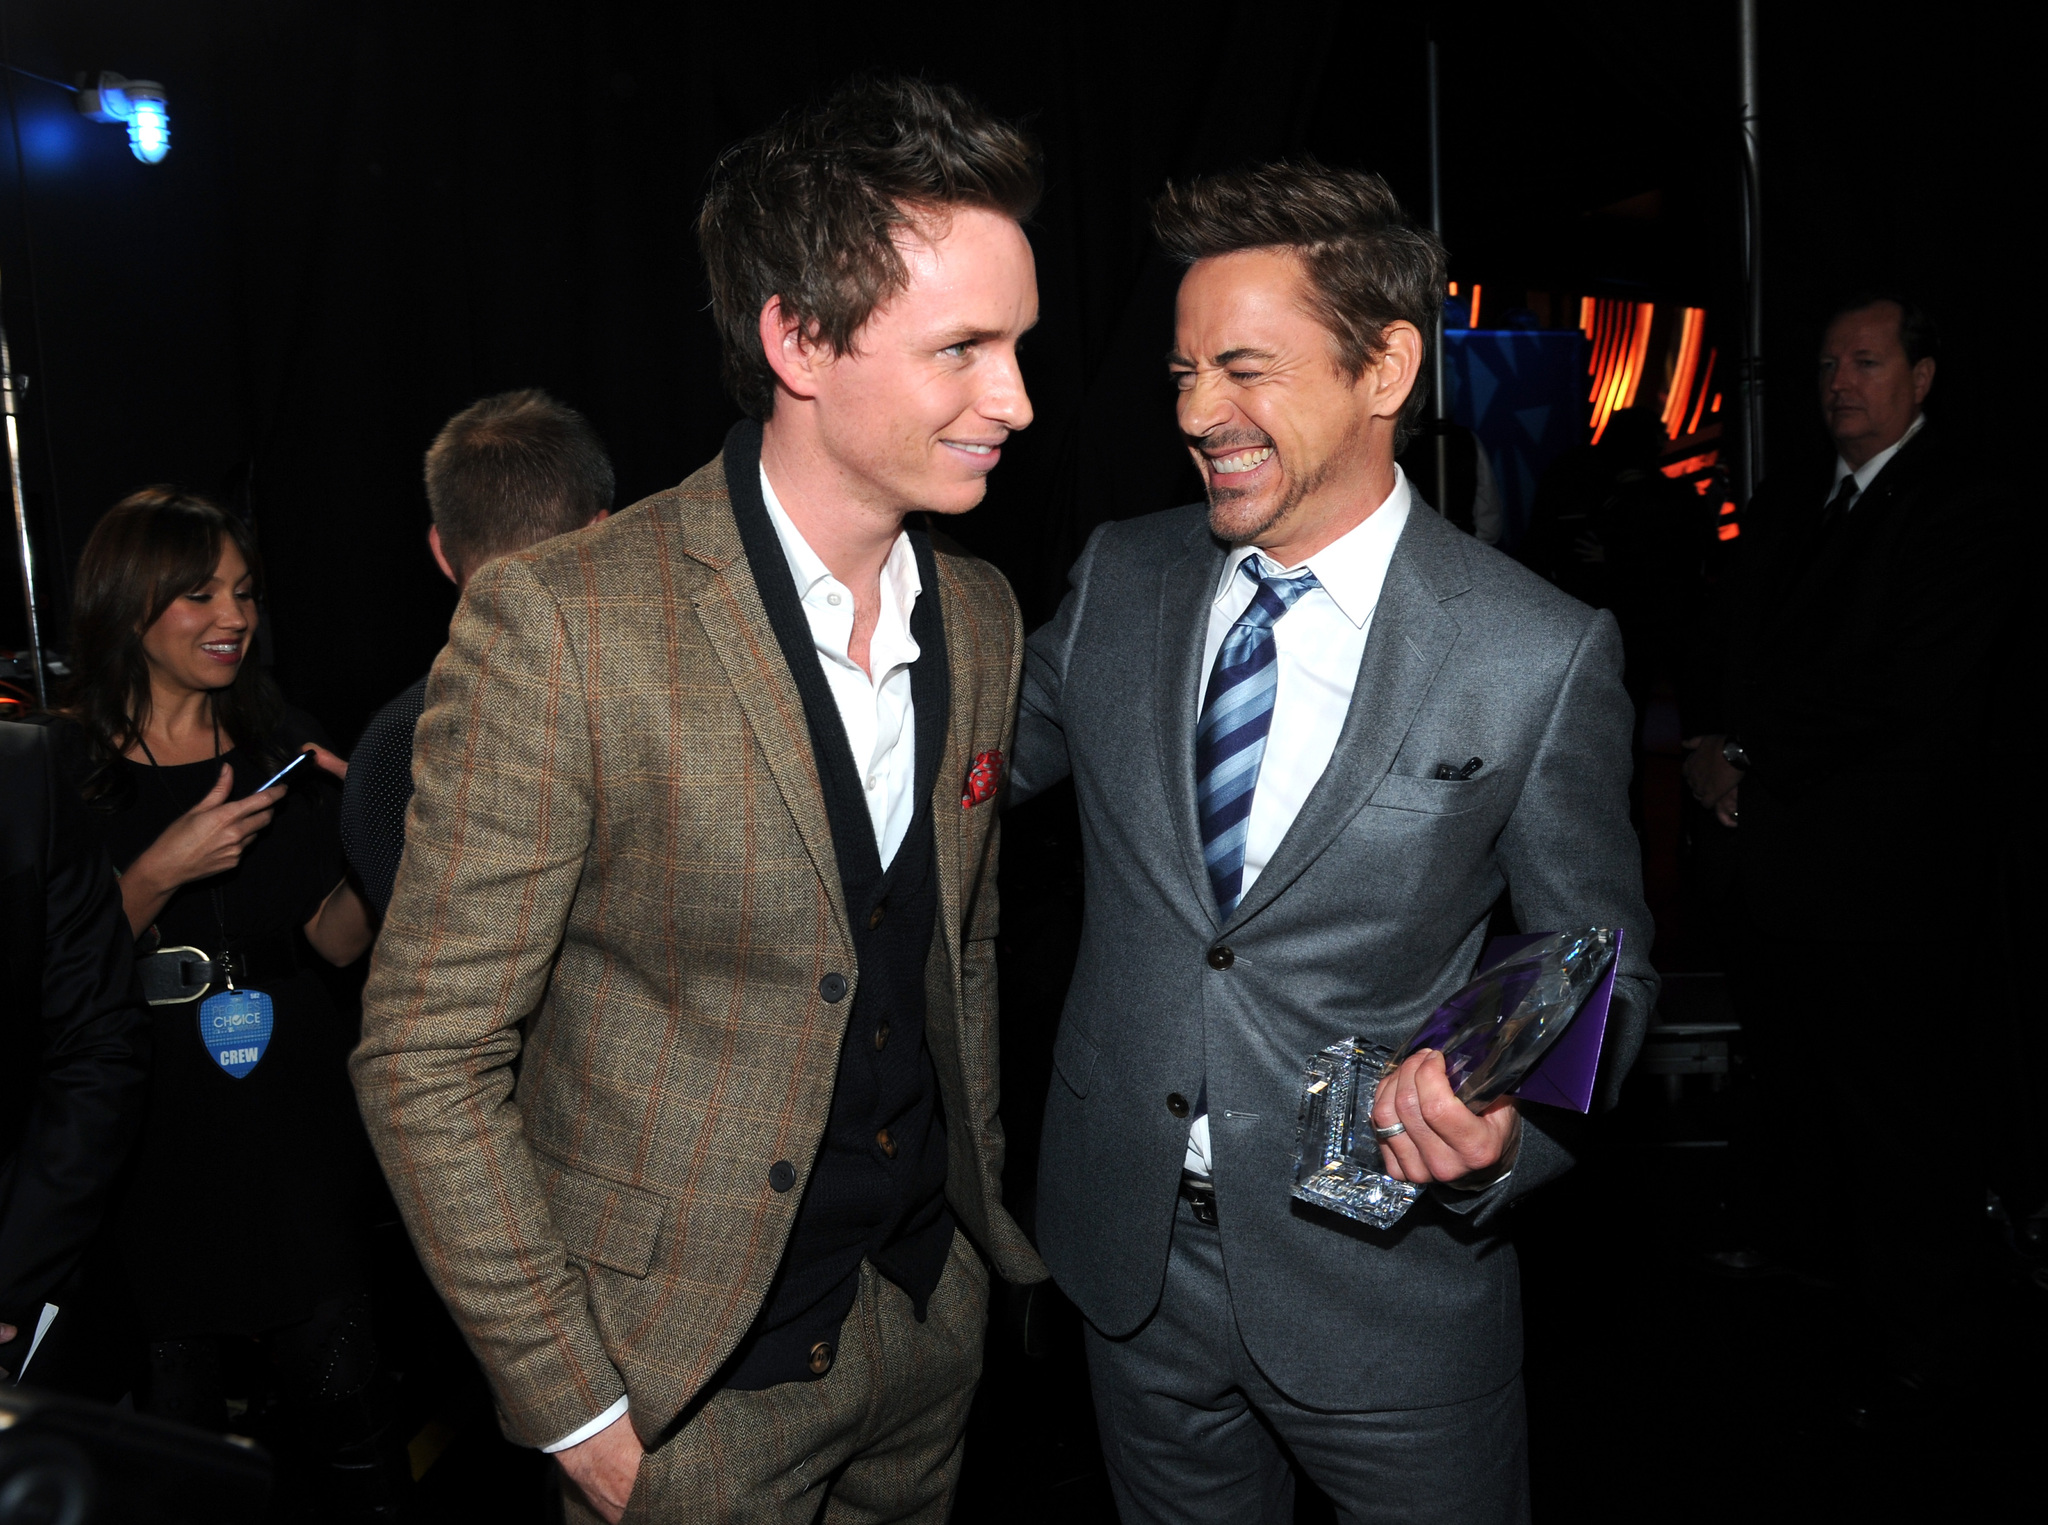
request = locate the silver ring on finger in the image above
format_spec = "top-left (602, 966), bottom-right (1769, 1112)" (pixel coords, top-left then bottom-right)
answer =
top-left (1372, 1121), bottom-right (1407, 1140)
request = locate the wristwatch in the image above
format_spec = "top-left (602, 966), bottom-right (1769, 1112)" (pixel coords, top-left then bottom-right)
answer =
top-left (1722, 737), bottom-right (1752, 771)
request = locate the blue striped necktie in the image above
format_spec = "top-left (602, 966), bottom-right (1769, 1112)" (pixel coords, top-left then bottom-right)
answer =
top-left (1196, 558), bottom-right (1322, 918)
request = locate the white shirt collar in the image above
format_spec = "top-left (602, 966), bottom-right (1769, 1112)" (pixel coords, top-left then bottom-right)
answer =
top-left (758, 463), bottom-right (922, 635)
top-left (1213, 465), bottom-right (1413, 628)
top-left (1832, 411), bottom-right (1925, 501)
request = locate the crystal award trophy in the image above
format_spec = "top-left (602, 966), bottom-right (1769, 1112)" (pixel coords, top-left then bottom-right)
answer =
top-left (1291, 928), bottom-right (1621, 1230)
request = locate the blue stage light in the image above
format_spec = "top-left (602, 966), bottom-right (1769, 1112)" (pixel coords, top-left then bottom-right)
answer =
top-left (125, 94), bottom-right (170, 163)
top-left (75, 72), bottom-right (170, 164)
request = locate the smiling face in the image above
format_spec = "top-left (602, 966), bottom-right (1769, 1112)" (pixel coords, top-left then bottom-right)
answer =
top-left (1169, 248), bottom-right (1417, 564)
top-left (1818, 300), bottom-right (1934, 468)
top-left (141, 542), bottom-right (254, 697)
top-left (792, 205), bottom-right (1038, 518)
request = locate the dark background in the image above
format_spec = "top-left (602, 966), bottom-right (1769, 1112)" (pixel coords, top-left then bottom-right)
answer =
top-left (1, 0), bottom-right (2026, 745)
top-left (4, 5), bottom-right (2038, 1520)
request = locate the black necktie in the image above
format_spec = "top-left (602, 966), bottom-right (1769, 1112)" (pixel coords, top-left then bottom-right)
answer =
top-left (1820, 473), bottom-right (1859, 531)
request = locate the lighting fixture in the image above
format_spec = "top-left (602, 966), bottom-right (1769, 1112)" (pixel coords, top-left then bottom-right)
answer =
top-left (75, 71), bottom-right (170, 163)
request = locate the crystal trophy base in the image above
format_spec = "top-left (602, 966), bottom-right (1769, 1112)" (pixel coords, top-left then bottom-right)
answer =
top-left (1291, 1039), bottom-right (1423, 1230)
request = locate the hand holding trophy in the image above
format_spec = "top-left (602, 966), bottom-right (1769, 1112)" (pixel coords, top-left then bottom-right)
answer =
top-left (1292, 928), bottom-right (1621, 1230)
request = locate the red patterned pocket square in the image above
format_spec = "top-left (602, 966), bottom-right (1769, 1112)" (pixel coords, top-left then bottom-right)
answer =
top-left (961, 749), bottom-right (1003, 809)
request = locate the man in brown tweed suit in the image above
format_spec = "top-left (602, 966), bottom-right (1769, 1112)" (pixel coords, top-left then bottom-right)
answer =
top-left (351, 78), bottom-right (1046, 1523)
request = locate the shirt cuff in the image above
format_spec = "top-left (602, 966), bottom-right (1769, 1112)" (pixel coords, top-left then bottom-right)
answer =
top-left (541, 1395), bottom-right (630, 1454)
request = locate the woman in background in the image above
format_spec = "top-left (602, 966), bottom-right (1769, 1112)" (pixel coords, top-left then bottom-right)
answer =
top-left (49, 487), bottom-right (405, 1521)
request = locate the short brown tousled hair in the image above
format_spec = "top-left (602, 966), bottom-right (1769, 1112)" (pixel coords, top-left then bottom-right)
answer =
top-left (62, 487), bottom-right (284, 797)
top-left (424, 389), bottom-right (614, 580)
top-left (1152, 161), bottom-right (1448, 450)
top-left (697, 76), bottom-right (1042, 420)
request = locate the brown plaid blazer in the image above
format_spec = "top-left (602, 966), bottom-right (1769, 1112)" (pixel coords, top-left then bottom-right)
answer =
top-left (350, 451), bottom-right (1046, 1450)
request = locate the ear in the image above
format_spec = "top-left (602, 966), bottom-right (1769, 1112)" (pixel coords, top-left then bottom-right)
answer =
top-left (1911, 355), bottom-right (1936, 407)
top-left (427, 524), bottom-right (460, 588)
top-left (588, 508), bottom-right (610, 526)
top-left (757, 295), bottom-right (830, 402)
top-left (1364, 321), bottom-right (1425, 423)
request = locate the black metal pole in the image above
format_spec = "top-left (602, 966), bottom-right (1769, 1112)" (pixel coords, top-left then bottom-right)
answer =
top-left (1427, 35), bottom-right (1448, 516)
top-left (2, 265), bottom-right (45, 709)
top-left (1737, 0), bottom-right (1764, 501)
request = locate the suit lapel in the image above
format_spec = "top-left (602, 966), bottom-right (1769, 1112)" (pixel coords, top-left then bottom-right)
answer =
top-left (673, 454), bottom-right (851, 948)
top-left (1154, 521), bottom-right (1229, 928)
top-left (1224, 508), bottom-right (1465, 931)
top-left (926, 558), bottom-right (975, 1025)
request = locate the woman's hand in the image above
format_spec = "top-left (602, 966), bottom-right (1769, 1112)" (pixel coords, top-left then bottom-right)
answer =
top-left (304, 878), bottom-right (375, 967)
top-left (120, 764), bottom-right (286, 935)
top-left (299, 742), bottom-right (349, 781)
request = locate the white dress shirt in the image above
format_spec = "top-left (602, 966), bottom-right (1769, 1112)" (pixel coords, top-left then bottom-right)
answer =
top-left (1830, 410), bottom-right (1924, 509)
top-left (761, 465), bottom-right (924, 869)
top-left (1184, 469), bottom-right (1412, 1176)
top-left (541, 468), bottom-right (925, 1454)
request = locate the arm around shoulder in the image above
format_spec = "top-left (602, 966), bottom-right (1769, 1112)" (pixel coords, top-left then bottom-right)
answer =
top-left (1011, 520), bottom-right (1116, 807)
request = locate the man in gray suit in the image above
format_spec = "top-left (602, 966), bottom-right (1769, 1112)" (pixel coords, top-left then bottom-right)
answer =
top-left (1010, 163), bottom-right (1656, 1523)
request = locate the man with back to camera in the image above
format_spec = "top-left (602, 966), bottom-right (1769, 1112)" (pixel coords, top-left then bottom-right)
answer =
top-left (341, 388), bottom-right (614, 916)
top-left (1008, 163), bottom-right (1657, 1523)
top-left (1682, 295), bottom-right (2021, 1426)
top-left (351, 78), bottom-right (1045, 1522)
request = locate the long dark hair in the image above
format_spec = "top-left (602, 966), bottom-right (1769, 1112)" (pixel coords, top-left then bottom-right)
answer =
top-left (61, 487), bottom-right (284, 797)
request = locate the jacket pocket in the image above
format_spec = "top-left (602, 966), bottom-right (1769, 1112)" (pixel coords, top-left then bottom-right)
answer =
top-left (1052, 1019), bottom-right (1101, 1099)
top-left (538, 1154), bottom-right (669, 1279)
top-left (1366, 769), bottom-right (1506, 816)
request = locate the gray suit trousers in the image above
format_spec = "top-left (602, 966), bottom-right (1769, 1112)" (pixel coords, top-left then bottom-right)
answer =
top-left (1084, 1200), bottom-right (1530, 1525)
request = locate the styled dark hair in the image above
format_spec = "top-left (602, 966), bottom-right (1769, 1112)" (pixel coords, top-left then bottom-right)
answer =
top-left (1152, 161), bottom-right (1448, 450)
top-left (62, 487), bottom-right (283, 797)
top-left (697, 76), bottom-right (1042, 420)
top-left (424, 389), bottom-right (614, 580)
top-left (1826, 291), bottom-right (1938, 366)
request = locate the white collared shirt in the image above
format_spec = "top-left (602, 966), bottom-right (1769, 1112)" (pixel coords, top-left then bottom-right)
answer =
top-left (1830, 410), bottom-right (1924, 509)
top-left (541, 470), bottom-right (927, 1456)
top-left (760, 465), bottom-right (923, 869)
top-left (1185, 468), bottom-right (1412, 1175)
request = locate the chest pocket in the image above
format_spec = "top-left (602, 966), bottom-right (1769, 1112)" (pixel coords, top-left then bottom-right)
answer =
top-left (1366, 769), bottom-right (1508, 817)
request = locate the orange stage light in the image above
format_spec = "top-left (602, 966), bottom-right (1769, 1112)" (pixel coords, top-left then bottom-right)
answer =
top-left (1469, 284), bottom-right (1482, 328)
top-left (1448, 281), bottom-right (1459, 297)
top-left (1710, 393), bottom-right (1722, 413)
top-left (1717, 522), bottom-right (1741, 541)
top-left (1687, 348), bottom-right (1718, 435)
top-left (1719, 501), bottom-right (1737, 515)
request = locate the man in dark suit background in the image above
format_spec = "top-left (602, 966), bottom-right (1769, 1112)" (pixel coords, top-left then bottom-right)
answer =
top-left (1012, 163), bottom-right (1655, 1525)
top-left (0, 721), bottom-right (152, 1387)
top-left (1683, 295), bottom-right (2023, 1426)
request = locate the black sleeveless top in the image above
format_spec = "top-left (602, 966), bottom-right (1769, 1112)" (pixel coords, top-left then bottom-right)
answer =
top-left (51, 713), bottom-right (376, 1338)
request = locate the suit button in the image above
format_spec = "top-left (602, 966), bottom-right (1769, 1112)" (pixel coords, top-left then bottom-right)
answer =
top-left (868, 904), bottom-right (886, 930)
top-left (1207, 946), bottom-right (1235, 970)
top-left (809, 1341), bottom-right (834, 1375)
top-left (819, 973), bottom-right (849, 1003)
top-left (876, 1129), bottom-right (897, 1158)
top-left (768, 1160), bottom-right (796, 1193)
top-left (874, 1020), bottom-right (890, 1051)
top-left (1166, 1093), bottom-right (1190, 1118)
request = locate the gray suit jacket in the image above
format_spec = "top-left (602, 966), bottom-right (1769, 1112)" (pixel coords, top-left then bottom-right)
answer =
top-left (1012, 499), bottom-right (1656, 1412)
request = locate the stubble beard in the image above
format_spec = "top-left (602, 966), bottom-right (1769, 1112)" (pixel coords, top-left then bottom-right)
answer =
top-left (1206, 454), bottom-right (1331, 549)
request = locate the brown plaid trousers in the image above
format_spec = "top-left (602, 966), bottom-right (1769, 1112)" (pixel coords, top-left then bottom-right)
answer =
top-left (350, 453), bottom-right (1047, 1457)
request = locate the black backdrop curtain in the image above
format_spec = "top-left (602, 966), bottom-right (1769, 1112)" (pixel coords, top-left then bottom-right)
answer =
top-left (0, 0), bottom-right (2026, 747)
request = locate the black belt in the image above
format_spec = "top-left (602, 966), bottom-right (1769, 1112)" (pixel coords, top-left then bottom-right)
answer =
top-left (1179, 1171), bottom-right (1218, 1227)
top-left (137, 930), bottom-right (301, 1006)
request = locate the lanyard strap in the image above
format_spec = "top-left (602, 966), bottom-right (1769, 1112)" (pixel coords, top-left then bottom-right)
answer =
top-left (134, 716), bottom-right (235, 972)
